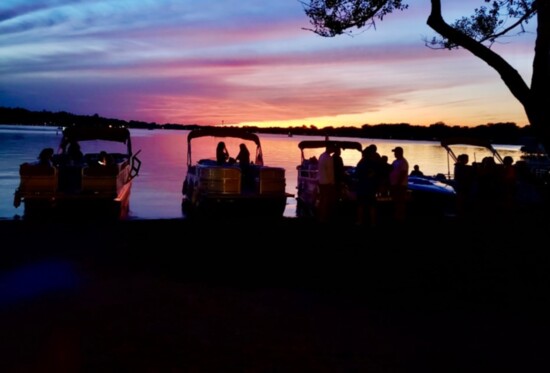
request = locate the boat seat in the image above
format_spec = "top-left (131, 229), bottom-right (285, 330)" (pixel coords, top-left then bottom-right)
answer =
top-left (82, 163), bottom-right (129, 194)
top-left (198, 159), bottom-right (219, 166)
top-left (83, 164), bottom-right (121, 177)
top-left (20, 163), bottom-right (56, 176)
top-left (18, 163), bottom-right (58, 193)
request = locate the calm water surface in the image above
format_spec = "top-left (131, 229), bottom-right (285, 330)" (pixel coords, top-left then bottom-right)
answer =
top-left (0, 124), bottom-right (522, 220)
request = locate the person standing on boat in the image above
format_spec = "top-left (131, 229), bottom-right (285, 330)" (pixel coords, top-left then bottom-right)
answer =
top-left (378, 154), bottom-right (391, 197)
top-left (332, 146), bottom-right (345, 200)
top-left (499, 155), bottom-right (517, 214)
top-left (454, 153), bottom-right (473, 217)
top-left (389, 146), bottom-right (409, 223)
top-left (236, 143), bottom-right (252, 191)
top-left (216, 141), bottom-right (229, 164)
top-left (355, 145), bottom-right (380, 227)
top-left (317, 143), bottom-right (336, 223)
top-left (57, 140), bottom-right (84, 193)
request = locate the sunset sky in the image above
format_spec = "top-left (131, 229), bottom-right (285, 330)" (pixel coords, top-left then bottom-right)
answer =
top-left (0, 1), bottom-right (536, 128)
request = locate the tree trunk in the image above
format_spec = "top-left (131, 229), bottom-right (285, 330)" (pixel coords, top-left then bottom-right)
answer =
top-left (529, 1), bottom-right (550, 154)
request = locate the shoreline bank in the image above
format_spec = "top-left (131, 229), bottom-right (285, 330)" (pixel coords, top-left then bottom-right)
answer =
top-left (1, 214), bottom-right (549, 371)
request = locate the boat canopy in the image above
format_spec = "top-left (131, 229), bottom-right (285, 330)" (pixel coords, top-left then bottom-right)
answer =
top-left (298, 140), bottom-right (362, 152)
top-left (440, 137), bottom-right (497, 150)
top-left (440, 137), bottom-right (503, 164)
top-left (187, 127), bottom-right (261, 146)
top-left (186, 127), bottom-right (264, 166)
top-left (61, 126), bottom-right (131, 144)
top-left (60, 126), bottom-right (133, 156)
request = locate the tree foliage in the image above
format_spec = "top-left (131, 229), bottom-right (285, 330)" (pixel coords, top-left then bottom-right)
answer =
top-left (426, 0), bottom-right (536, 49)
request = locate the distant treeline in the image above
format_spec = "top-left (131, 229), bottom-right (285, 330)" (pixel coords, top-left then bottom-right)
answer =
top-left (0, 106), bottom-right (537, 145)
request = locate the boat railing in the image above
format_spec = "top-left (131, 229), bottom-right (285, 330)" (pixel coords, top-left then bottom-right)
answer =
top-left (297, 158), bottom-right (319, 180)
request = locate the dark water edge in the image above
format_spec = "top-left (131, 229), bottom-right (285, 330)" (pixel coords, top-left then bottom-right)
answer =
top-left (1, 214), bottom-right (550, 371)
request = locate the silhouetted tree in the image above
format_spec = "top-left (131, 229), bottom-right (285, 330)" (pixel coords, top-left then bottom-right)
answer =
top-left (302, 1), bottom-right (549, 152)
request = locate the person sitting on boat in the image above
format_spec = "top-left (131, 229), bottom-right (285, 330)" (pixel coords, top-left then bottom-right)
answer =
top-left (216, 141), bottom-right (230, 164)
top-left (410, 164), bottom-right (424, 177)
top-left (98, 150), bottom-right (114, 166)
top-left (37, 147), bottom-right (54, 167)
top-left (236, 143), bottom-right (250, 166)
top-left (67, 140), bottom-right (84, 165)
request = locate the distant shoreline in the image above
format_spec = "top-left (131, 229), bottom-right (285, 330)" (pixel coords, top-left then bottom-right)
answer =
top-left (0, 106), bottom-right (536, 145)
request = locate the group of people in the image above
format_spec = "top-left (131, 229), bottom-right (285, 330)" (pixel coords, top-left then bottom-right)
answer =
top-left (316, 142), bottom-right (410, 226)
top-left (36, 141), bottom-right (114, 168)
top-left (216, 141), bottom-right (254, 190)
top-left (35, 142), bottom-right (82, 167)
top-left (216, 141), bottom-right (250, 166)
top-left (354, 144), bottom-right (409, 226)
top-left (453, 152), bottom-right (519, 217)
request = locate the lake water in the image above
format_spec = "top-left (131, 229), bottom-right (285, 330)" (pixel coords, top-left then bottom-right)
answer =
top-left (0, 124), bottom-right (522, 220)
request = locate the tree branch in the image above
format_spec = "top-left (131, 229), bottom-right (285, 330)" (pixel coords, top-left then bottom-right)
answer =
top-left (427, 0), bottom-right (531, 107)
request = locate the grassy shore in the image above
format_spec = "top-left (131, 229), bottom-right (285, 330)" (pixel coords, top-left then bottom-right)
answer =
top-left (1, 212), bottom-right (550, 371)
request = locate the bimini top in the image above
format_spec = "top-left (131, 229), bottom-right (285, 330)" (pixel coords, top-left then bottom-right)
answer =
top-left (61, 126), bottom-right (131, 143)
top-left (186, 127), bottom-right (264, 166)
top-left (59, 125), bottom-right (133, 155)
top-left (440, 136), bottom-right (503, 163)
top-left (298, 139), bottom-right (362, 152)
top-left (187, 127), bottom-right (261, 146)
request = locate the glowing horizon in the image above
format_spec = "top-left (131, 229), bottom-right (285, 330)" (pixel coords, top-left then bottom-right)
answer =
top-left (0, 1), bottom-right (535, 128)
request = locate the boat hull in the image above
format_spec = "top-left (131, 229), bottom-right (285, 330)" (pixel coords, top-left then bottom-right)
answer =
top-left (181, 162), bottom-right (289, 219)
top-left (182, 192), bottom-right (288, 219)
top-left (18, 181), bottom-right (132, 220)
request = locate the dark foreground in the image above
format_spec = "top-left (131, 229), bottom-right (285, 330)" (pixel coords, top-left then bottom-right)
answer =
top-left (1, 210), bottom-right (550, 372)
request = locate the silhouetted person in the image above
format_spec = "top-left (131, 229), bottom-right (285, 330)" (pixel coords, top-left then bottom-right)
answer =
top-left (236, 143), bottom-right (252, 191)
top-left (37, 147), bottom-right (54, 166)
top-left (378, 154), bottom-right (391, 197)
top-left (67, 141), bottom-right (83, 164)
top-left (454, 153), bottom-right (473, 217)
top-left (500, 155), bottom-right (517, 213)
top-left (98, 151), bottom-right (114, 166)
top-left (216, 141), bottom-right (229, 164)
top-left (235, 143), bottom-right (250, 166)
top-left (389, 146), bottom-right (409, 223)
top-left (58, 140), bottom-right (84, 192)
top-left (318, 143), bottom-right (336, 223)
top-left (410, 164), bottom-right (424, 177)
top-left (477, 156), bottom-right (499, 212)
top-left (355, 144), bottom-right (380, 227)
top-left (332, 146), bottom-right (345, 199)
